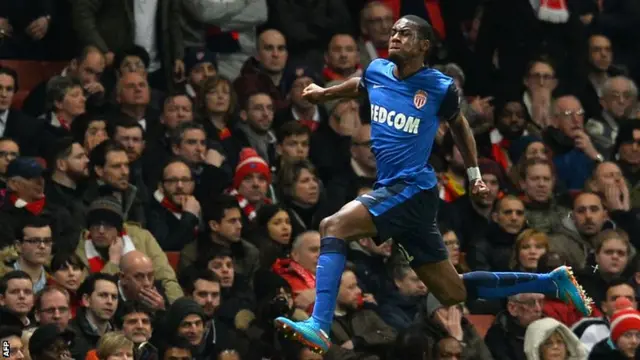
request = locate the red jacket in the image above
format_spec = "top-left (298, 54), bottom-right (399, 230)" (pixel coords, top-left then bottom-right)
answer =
top-left (272, 258), bottom-right (316, 313)
top-left (543, 298), bottom-right (602, 327)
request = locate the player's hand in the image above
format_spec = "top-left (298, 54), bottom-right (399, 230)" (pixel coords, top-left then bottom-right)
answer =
top-left (470, 178), bottom-right (489, 198)
top-left (301, 83), bottom-right (327, 104)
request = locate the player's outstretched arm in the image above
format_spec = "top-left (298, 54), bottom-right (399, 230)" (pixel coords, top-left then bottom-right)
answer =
top-left (302, 77), bottom-right (362, 104)
top-left (446, 112), bottom-right (478, 170)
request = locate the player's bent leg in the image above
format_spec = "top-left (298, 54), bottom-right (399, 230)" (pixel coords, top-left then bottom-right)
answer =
top-left (414, 259), bottom-right (467, 306)
top-left (276, 200), bottom-right (377, 354)
top-left (459, 266), bottom-right (593, 316)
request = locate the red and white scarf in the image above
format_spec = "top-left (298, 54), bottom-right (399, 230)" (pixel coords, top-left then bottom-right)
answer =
top-left (225, 188), bottom-right (271, 221)
top-left (537, 0), bottom-right (569, 23)
top-left (154, 190), bottom-right (182, 219)
top-left (85, 231), bottom-right (135, 273)
top-left (10, 193), bottom-right (46, 215)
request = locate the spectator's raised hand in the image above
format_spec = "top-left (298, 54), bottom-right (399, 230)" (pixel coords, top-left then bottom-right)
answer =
top-left (204, 148), bottom-right (225, 168)
top-left (435, 306), bottom-right (464, 341)
top-left (139, 287), bottom-right (166, 311)
top-left (109, 236), bottom-right (124, 265)
top-left (26, 16), bottom-right (50, 40)
top-left (181, 195), bottom-right (201, 216)
top-left (573, 130), bottom-right (599, 159)
top-left (84, 81), bottom-right (105, 96)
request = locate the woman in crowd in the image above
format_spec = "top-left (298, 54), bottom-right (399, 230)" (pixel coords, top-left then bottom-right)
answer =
top-left (252, 204), bottom-right (293, 269)
top-left (70, 113), bottom-right (109, 154)
top-left (90, 331), bottom-right (134, 360)
top-left (48, 252), bottom-right (86, 317)
top-left (276, 160), bottom-right (324, 236)
top-left (511, 229), bottom-right (550, 272)
top-left (523, 317), bottom-right (587, 360)
top-left (439, 222), bottom-right (470, 274)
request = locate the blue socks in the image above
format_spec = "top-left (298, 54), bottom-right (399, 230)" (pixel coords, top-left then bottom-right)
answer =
top-left (310, 237), bottom-right (348, 334)
top-left (462, 271), bottom-right (557, 299)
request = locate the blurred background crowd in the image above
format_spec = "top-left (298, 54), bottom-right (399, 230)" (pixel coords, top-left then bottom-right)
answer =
top-left (0, 0), bottom-right (640, 359)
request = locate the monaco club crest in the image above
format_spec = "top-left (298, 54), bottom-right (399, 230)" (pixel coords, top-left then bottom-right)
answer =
top-left (413, 90), bottom-right (428, 109)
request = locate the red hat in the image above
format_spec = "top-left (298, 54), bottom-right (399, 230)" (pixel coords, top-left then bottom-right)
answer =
top-left (610, 297), bottom-right (640, 343)
top-left (233, 148), bottom-right (271, 189)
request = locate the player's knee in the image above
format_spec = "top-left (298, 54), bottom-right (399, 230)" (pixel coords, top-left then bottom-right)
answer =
top-left (319, 215), bottom-right (346, 239)
top-left (439, 282), bottom-right (467, 306)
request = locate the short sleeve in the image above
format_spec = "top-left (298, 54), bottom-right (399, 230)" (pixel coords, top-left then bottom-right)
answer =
top-left (437, 82), bottom-right (462, 122)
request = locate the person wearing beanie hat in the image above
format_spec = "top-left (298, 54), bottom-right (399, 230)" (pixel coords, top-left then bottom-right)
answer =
top-left (165, 297), bottom-right (206, 346)
top-left (227, 148), bottom-right (273, 223)
top-left (589, 297), bottom-right (640, 359)
top-left (77, 196), bottom-right (184, 303)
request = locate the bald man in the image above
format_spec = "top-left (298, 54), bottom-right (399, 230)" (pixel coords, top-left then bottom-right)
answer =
top-left (118, 251), bottom-right (168, 315)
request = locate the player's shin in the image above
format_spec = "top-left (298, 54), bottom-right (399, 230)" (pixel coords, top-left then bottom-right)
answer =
top-left (310, 237), bottom-right (348, 333)
top-left (462, 271), bottom-right (557, 299)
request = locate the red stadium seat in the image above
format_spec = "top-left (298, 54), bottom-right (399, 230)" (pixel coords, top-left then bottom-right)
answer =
top-left (165, 251), bottom-right (180, 272)
top-left (0, 60), bottom-right (67, 109)
top-left (465, 314), bottom-right (495, 338)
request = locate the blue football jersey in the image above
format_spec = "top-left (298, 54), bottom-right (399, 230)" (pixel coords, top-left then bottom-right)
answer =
top-left (361, 58), bottom-right (459, 190)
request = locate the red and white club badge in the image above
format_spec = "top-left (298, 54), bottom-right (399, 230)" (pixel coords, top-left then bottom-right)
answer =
top-left (413, 90), bottom-right (428, 109)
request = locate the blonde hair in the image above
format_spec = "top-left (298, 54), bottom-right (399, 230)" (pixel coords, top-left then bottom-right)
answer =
top-left (510, 229), bottom-right (550, 269)
top-left (96, 332), bottom-right (134, 360)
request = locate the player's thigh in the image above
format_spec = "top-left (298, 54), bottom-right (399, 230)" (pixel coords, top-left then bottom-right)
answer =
top-left (320, 199), bottom-right (377, 241)
top-left (413, 259), bottom-right (466, 306)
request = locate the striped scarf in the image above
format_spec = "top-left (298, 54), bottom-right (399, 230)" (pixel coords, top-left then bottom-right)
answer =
top-left (85, 232), bottom-right (135, 273)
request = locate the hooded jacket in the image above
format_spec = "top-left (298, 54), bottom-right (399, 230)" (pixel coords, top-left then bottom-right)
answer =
top-left (524, 317), bottom-right (588, 360)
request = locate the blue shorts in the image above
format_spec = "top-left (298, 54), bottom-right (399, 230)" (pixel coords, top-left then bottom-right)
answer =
top-left (356, 183), bottom-right (448, 267)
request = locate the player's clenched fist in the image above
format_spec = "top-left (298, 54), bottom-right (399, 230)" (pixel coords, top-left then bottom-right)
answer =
top-left (301, 83), bottom-right (327, 104)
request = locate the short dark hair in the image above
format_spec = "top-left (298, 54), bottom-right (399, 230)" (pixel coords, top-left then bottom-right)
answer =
top-left (170, 122), bottom-right (206, 148)
top-left (74, 45), bottom-right (104, 65)
top-left (35, 285), bottom-right (70, 311)
top-left (605, 278), bottom-right (635, 298)
top-left (50, 252), bottom-right (86, 273)
top-left (48, 137), bottom-right (76, 170)
top-left (45, 76), bottom-right (83, 112)
top-left (118, 301), bottom-right (153, 327)
top-left (203, 194), bottom-right (240, 223)
top-left (161, 158), bottom-right (193, 181)
top-left (0, 270), bottom-right (32, 295)
top-left (164, 91), bottom-right (192, 107)
top-left (19, 215), bottom-right (51, 238)
top-left (90, 140), bottom-right (127, 173)
top-left (401, 15), bottom-right (434, 42)
top-left (276, 121), bottom-right (311, 144)
top-left (179, 268), bottom-right (220, 295)
top-left (77, 273), bottom-right (118, 299)
top-left (114, 45), bottom-right (151, 71)
top-left (392, 263), bottom-right (413, 281)
top-left (107, 114), bottom-right (145, 138)
top-left (242, 91), bottom-right (272, 111)
top-left (0, 67), bottom-right (19, 91)
top-left (0, 136), bottom-right (18, 147)
top-left (0, 326), bottom-right (22, 341)
top-left (70, 112), bottom-right (108, 145)
top-left (160, 336), bottom-right (193, 358)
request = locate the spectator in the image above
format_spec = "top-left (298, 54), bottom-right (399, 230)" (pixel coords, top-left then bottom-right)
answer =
top-left (523, 317), bottom-right (587, 360)
top-left (439, 223), bottom-right (470, 274)
top-left (114, 72), bottom-right (162, 142)
top-left (147, 159), bottom-right (200, 251)
top-left (273, 121), bottom-right (312, 177)
top-left (93, 331), bottom-right (134, 360)
top-left (39, 76), bottom-right (87, 151)
top-left (234, 92), bottom-right (277, 164)
top-left (34, 285), bottom-right (72, 331)
top-left (326, 267), bottom-right (397, 360)
top-left (251, 204), bottom-right (293, 269)
top-left (234, 29), bottom-right (288, 112)
top-left (518, 158), bottom-right (570, 234)
top-left (0, 138), bottom-right (19, 189)
top-left (378, 264), bottom-right (427, 331)
top-left (347, 237), bottom-right (392, 298)
top-left (615, 121), bottom-right (640, 207)
top-left (322, 34), bottom-right (362, 82)
top-left (118, 301), bottom-right (154, 351)
top-left (196, 76), bottom-right (242, 168)
top-left (48, 252), bottom-right (86, 317)
top-left (422, 293), bottom-right (494, 360)
top-left (169, 122), bottom-right (230, 202)
top-left (75, 196), bottom-right (183, 302)
top-left (0, 68), bottom-right (42, 156)
top-left (0, 270), bottom-right (33, 328)
top-left (358, 1), bottom-right (393, 68)
top-left (70, 0), bottom-right (184, 91)
top-left (226, 148), bottom-right (273, 229)
top-left (468, 195), bottom-right (527, 271)
top-left (276, 159), bottom-right (323, 234)
top-left (182, 47), bottom-right (217, 101)
top-left (272, 231), bottom-right (319, 314)
top-left (549, 192), bottom-right (612, 269)
top-left (573, 280), bottom-right (636, 352)
top-left (117, 251), bottom-right (169, 316)
top-left (432, 337), bottom-right (464, 360)
top-left (543, 95), bottom-right (600, 190)
top-left (0, 326), bottom-right (25, 360)
top-left (110, 45), bottom-right (165, 112)
top-left (275, 67), bottom-right (327, 132)
top-left (29, 323), bottom-right (75, 360)
top-left (69, 113), bottom-right (109, 154)
top-left (1, 216), bottom-right (52, 293)
top-left (180, 194), bottom-right (258, 278)
top-left (162, 297), bottom-right (214, 359)
top-left (579, 34), bottom-right (619, 118)
top-left (485, 293), bottom-right (545, 360)
top-left (507, 136), bottom-right (549, 191)
top-left (22, 46), bottom-right (106, 118)
top-left (158, 336), bottom-right (192, 360)
top-left (510, 229), bottom-right (550, 272)
top-left (590, 298), bottom-right (640, 359)
top-left (69, 273), bottom-right (119, 359)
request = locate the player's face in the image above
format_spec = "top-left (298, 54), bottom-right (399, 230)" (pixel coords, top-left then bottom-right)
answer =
top-left (388, 19), bottom-right (428, 64)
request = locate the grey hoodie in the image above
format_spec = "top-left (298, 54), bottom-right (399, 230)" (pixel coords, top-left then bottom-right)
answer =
top-left (524, 317), bottom-right (588, 360)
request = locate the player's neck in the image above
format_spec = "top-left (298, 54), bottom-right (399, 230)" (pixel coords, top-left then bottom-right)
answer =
top-left (393, 59), bottom-right (425, 80)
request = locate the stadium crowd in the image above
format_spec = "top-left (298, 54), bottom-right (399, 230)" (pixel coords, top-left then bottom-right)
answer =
top-left (0, 0), bottom-right (640, 359)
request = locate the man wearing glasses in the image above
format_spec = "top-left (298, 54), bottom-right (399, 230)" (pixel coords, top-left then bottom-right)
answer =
top-left (12, 217), bottom-right (53, 293)
top-left (543, 94), bottom-right (603, 191)
top-left (147, 159), bottom-right (200, 251)
top-left (34, 285), bottom-right (72, 331)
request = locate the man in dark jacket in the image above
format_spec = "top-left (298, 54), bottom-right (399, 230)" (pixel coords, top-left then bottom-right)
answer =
top-left (69, 273), bottom-right (118, 360)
